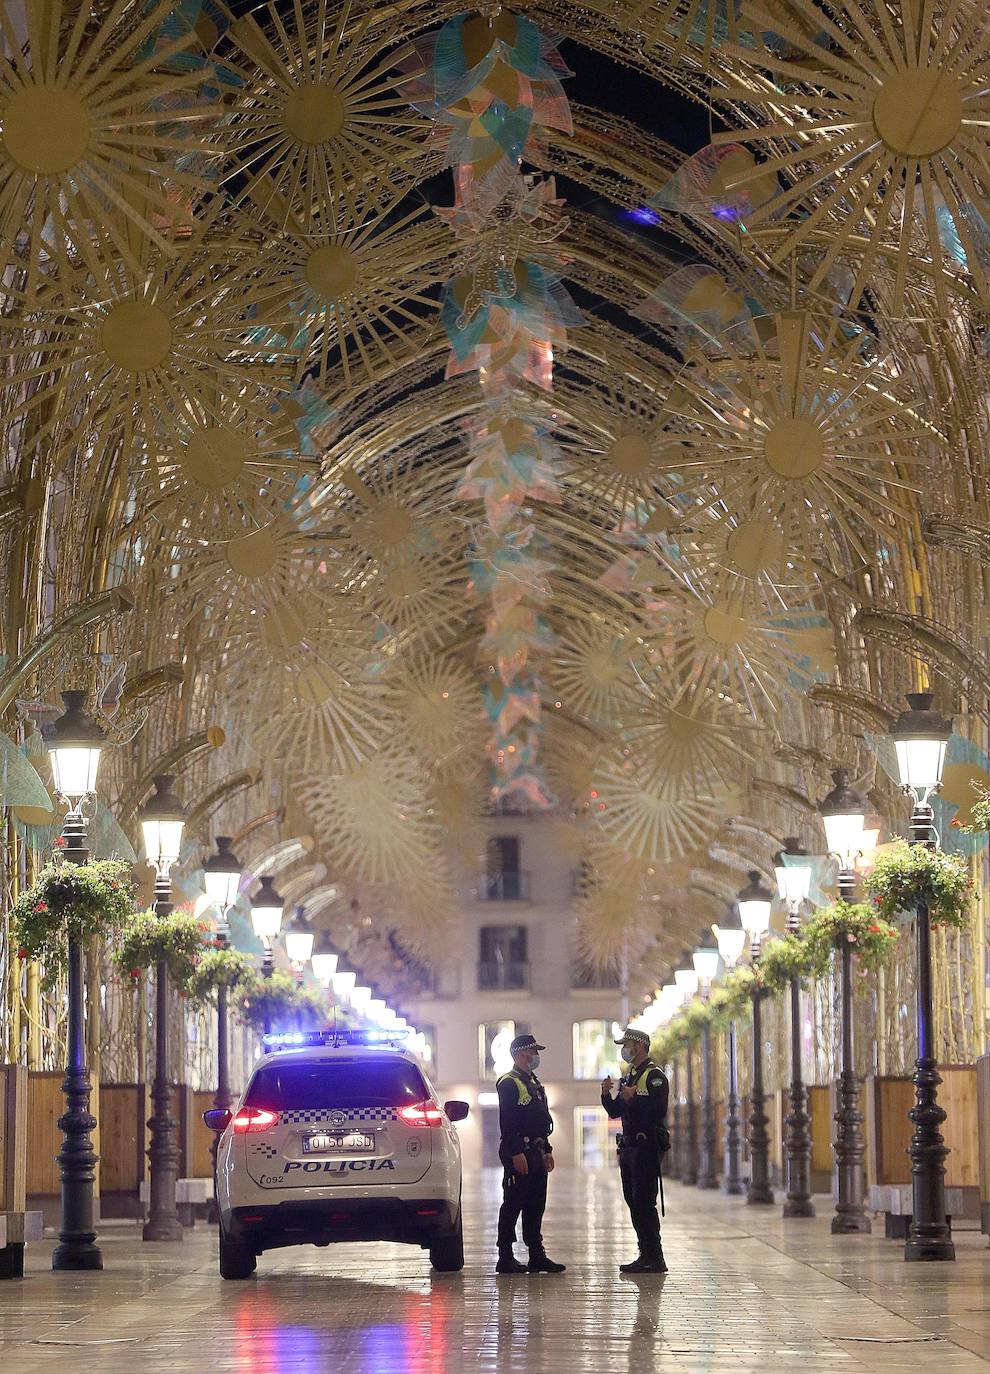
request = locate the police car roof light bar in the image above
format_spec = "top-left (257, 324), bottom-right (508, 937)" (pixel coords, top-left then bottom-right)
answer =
top-left (261, 1028), bottom-right (410, 1050)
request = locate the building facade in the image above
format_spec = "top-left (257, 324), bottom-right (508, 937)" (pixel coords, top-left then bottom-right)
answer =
top-left (405, 814), bottom-right (626, 1171)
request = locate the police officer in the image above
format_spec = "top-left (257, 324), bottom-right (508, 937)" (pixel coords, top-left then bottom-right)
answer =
top-left (495, 1033), bottom-right (566, 1275)
top-left (602, 1026), bottom-right (670, 1274)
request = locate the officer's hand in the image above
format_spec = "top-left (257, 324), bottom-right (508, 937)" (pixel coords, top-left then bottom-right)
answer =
top-left (602, 1075), bottom-right (614, 1095)
top-left (512, 1152), bottom-right (529, 1176)
top-left (619, 1083), bottom-right (637, 1101)
top-left (546, 1153), bottom-right (555, 1173)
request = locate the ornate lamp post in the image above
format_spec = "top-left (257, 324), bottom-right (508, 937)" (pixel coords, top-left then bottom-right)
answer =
top-left (673, 957), bottom-right (700, 1186)
top-left (774, 837), bottom-right (815, 1219)
top-left (250, 874), bottom-right (285, 1037)
top-left (819, 768), bottom-right (871, 1235)
top-left (891, 692), bottom-right (955, 1262)
top-left (693, 930), bottom-right (721, 1189)
top-left (714, 907), bottom-right (746, 1196)
top-left (47, 691), bottom-right (106, 1271)
top-left (139, 775), bottom-right (186, 1242)
top-left (202, 836), bottom-right (242, 1176)
top-left (738, 870), bottom-right (774, 1205)
top-left (284, 906), bottom-right (315, 982)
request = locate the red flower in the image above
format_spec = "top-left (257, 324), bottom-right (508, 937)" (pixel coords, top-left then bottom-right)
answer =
top-left (54, 836), bottom-right (65, 848)
top-left (33, 901), bottom-right (47, 913)
top-left (868, 924), bottom-right (881, 934)
top-left (16, 948), bottom-right (27, 960)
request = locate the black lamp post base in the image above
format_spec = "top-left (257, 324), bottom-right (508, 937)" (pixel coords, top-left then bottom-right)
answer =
top-left (747, 1185), bottom-right (775, 1206)
top-left (831, 1210), bottom-right (871, 1235)
top-left (905, 1231), bottom-right (955, 1262)
top-left (783, 1197), bottom-right (816, 1218)
top-left (724, 1180), bottom-right (744, 1196)
top-left (143, 1218), bottom-right (184, 1243)
top-left (52, 1240), bottom-right (103, 1271)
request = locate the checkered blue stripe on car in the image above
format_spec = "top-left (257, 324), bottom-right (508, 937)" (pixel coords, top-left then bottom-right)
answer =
top-left (277, 1107), bottom-right (397, 1124)
top-left (250, 1143), bottom-right (279, 1159)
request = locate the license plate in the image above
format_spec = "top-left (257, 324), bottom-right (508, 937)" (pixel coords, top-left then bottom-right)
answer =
top-left (303, 1132), bottom-right (375, 1154)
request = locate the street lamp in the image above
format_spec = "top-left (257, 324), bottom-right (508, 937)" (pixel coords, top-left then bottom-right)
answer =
top-left (310, 932), bottom-right (339, 988)
top-left (330, 967), bottom-right (356, 999)
top-left (674, 955), bottom-right (700, 1186)
top-left (250, 874), bottom-right (285, 1039)
top-left (284, 906), bottom-right (315, 981)
top-left (774, 838), bottom-right (815, 1219)
top-left (202, 836), bottom-right (243, 1185)
top-left (891, 691), bottom-right (955, 1263)
top-left (46, 690), bottom-right (106, 1272)
top-left (819, 768), bottom-right (870, 1235)
top-left (714, 906), bottom-right (745, 1196)
top-left (693, 929), bottom-right (720, 1190)
top-left (138, 775), bottom-right (186, 1243)
top-left (737, 870), bottom-right (774, 1206)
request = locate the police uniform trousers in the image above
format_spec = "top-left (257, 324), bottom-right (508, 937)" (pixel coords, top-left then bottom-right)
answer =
top-left (618, 1140), bottom-right (662, 1261)
top-left (497, 1145), bottom-right (548, 1255)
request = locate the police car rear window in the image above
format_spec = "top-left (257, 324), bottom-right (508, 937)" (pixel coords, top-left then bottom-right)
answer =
top-left (243, 1058), bottom-right (430, 1110)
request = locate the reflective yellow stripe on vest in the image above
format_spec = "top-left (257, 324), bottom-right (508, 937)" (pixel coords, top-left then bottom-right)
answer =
top-left (634, 1062), bottom-right (658, 1096)
top-left (496, 1070), bottom-right (532, 1105)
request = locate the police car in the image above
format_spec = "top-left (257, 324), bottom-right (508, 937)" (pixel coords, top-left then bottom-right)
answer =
top-left (204, 1030), bottom-right (469, 1279)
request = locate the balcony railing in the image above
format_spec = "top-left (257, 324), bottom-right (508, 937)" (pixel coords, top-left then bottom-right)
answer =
top-left (477, 870), bottom-right (531, 901)
top-left (477, 959), bottom-right (530, 991)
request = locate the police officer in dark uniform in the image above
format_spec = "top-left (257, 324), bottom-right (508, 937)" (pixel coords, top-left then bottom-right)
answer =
top-left (495, 1033), bottom-right (566, 1275)
top-left (602, 1026), bottom-right (670, 1274)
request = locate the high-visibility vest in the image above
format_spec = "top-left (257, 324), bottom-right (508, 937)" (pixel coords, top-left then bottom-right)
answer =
top-left (632, 1060), bottom-right (661, 1096)
top-left (496, 1068), bottom-right (532, 1105)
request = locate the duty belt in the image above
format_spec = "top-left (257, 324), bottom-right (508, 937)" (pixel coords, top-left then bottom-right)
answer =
top-left (523, 1136), bottom-right (548, 1147)
top-left (616, 1132), bottom-right (651, 1148)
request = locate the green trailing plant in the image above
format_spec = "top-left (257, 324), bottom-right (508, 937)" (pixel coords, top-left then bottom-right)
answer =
top-left (186, 944), bottom-right (254, 1006)
top-left (953, 783), bottom-right (990, 835)
top-left (866, 840), bottom-right (976, 930)
top-left (235, 969), bottom-right (328, 1035)
top-left (12, 856), bottom-right (135, 989)
top-left (111, 906), bottom-right (205, 987)
top-left (804, 900), bottom-right (900, 971)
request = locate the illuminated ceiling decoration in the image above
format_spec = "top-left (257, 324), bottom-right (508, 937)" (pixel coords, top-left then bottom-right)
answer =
top-left (719, 0), bottom-right (990, 315)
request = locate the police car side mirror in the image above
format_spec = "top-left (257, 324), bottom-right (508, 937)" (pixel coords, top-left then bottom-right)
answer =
top-left (444, 1100), bottom-right (469, 1123)
top-left (203, 1108), bottom-right (231, 1132)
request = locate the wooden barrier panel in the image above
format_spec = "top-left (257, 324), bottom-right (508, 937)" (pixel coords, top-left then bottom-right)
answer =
top-left (941, 1065), bottom-right (979, 1189)
top-left (98, 1085), bottom-right (147, 1196)
top-left (808, 1085), bottom-right (833, 1181)
top-left (190, 1091), bottom-right (216, 1179)
top-left (866, 1067), bottom-right (979, 1191)
top-left (0, 1066), bottom-right (27, 1214)
top-left (977, 1055), bottom-right (990, 1235)
top-left (26, 1072), bottom-right (62, 1199)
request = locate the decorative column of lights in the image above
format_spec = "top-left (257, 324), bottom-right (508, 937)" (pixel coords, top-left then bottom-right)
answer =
top-left (891, 692), bottom-right (956, 1263)
top-left (819, 769), bottom-right (871, 1235)
top-left (693, 930), bottom-right (721, 1189)
top-left (202, 836), bottom-right (242, 1185)
top-left (46, 691), bottom-right (105, 1271)
top-left (250, 874), bottom-right (285, 1039)
top-left (673, 956), bottom-right (700, 1187)
top-left (714, 907), bottom-right (746, 1196)
top-left (139, 775), bottom-right (186, 1243)
top-left (774, 838), bottom-right (816, 1219)
top-left (738, 871), bottom-right (775, 1206)
top-left (284, 906), bottom-right (315, 984)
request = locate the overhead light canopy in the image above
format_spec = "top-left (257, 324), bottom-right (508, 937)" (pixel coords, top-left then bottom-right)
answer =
top-left (250, 874), bottom-right (285, 944)
top-left (47, 690), bottom-right (105, 804)
top-left (139, 774), bottom-right (186, 872)
top-left (737, 869), bottom-right (774, 941)
top-left (203, 836), bottom-right (242, 911)
top-left (891, 692), bottom-right (951, 797)
top-left (819, 768), bottom-right (867, 867)
top-left (773, 837), bottom-right (812, 908)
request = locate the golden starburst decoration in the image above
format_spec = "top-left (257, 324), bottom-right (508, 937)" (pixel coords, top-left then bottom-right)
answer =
top-left (551, 622), bottom-right (639, 724)
top-left (167, 514), bottom-right (320, 625)
top-left (719, 0), bottom-right (990, 314)
top-left (384, 655), bottom-right (483, 774)
top-left (365, 549), bottom-right (472, 651)
top-left (590, 749), bottom-right (722, 865)
top-left (216, 0), bottom-right (434, 230)
top-left (0, 0), bottom-right (219, 302)
top-left (663, 310), bottom-right (930, 567)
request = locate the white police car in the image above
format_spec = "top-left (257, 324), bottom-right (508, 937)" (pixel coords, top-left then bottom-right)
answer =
top-left (205, 1031), bottom-right (468, 1279)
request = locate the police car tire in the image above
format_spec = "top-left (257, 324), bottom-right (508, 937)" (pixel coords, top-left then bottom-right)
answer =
top-left (219, 1229), bottom-right (256, 1280)
top-left (429, 1216), bottom-right (464, 1272)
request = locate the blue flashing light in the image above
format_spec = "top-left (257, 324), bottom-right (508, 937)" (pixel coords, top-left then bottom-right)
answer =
top-left (261, 1028), bottom-right (410, 1051)
top-left (625, 207), bottom-right (662, 226)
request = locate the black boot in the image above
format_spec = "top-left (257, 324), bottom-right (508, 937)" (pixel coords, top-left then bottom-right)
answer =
top-left (496, 1251), bottom-right (528, 1274)
top-left (528, 1253), bottom-right (566, 1273)
top-left (619, 1256), bottom-right (646, 1273)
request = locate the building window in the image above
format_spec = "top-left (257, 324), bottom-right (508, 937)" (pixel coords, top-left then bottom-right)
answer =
top-left (418, 1025), bottom-right (437, 1075)
top-left (478, 925), bottom-right (529, 989)
top-left (482, 836), bottom-right (529, 899)
top-left (574, 1107), bottom-right (618, 1169)
top-left (572, 1019), bottom-right (622, 1080)
top-left (479, 1020), bottom-right (517, 1080)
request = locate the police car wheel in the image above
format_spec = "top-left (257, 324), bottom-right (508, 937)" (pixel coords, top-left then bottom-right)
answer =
top-left (219, 1228), bottom-right (257, 1280)
top-left (429, 1216), bottom-right (464, 1272)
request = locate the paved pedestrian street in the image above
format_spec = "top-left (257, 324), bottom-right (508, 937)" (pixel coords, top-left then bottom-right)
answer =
top-left (5, 1173), bottom-right (990, 1373)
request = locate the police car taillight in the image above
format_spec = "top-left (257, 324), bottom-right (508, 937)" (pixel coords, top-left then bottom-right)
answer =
top-left (398, 1101), bottom-right (445, 1127)
top-left (231, 1107), bottom-right (280, 1134)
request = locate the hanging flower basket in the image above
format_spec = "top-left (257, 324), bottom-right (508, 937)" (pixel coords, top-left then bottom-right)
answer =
top-left (802, 900), bottom-right (900, 973)
top-left (186, 944), bottom-right (254, 1006)
top-left (111, 906), bottom-right (205, 987)
top-left (12, 857), bottom-right (135, 989)
top-left (235, 969), bottom-right (328, 1036)
top-left (866, 841), bottom-right (975, 930)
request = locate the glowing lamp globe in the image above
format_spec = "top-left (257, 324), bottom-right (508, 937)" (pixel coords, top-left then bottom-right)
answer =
top-left (737, 870), bottom-right (773, 941)
top-left (773, 837), bottom-right (812, 908)
top-left (310, 933), bottom-right (338, 988)
top-left (673, 967), bottom-right (699, 999)
top-left (46, 690), bottom-right (105, 803)
top-left (692, 940), bottom-right (720, 988)
top-left (250, 874), bottom-right (285, 943)
top-left (819, 769), bottom-right (867, 866)
top-left (331, 969), bottom-right (356, 998)
top-left (891, 692), bottom-right (951, 795)
top-left (139, 775), bottom-right (186, 871)
top-left (350, 985), bottom-right (372, 1011)
top-left (714, 908), bottom-right (746, 969)
top-left (202, 836), bottom-right (242, 910)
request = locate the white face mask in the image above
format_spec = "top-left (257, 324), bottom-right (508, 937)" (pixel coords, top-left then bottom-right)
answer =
top-left (620, 1045), bottom-right (634, 1064)
top-left (528, 1053), bottom-right (541, 1072)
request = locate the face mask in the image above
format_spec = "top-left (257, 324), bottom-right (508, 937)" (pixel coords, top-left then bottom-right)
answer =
top-left (620, 1046), bottom-right (634, 1064)
top-left (528, 1053), bottom-right (541, 1071)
